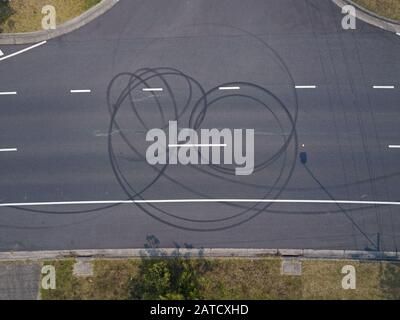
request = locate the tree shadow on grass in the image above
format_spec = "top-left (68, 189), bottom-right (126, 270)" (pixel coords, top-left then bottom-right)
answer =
top-left (130, 235), bottom-right (212, 300)
top-left (0, 1), bottom-right (15, 33)
top-left (380, 262), bottom-right (400, 299)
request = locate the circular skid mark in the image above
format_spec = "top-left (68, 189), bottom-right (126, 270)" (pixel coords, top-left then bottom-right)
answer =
top-left (107, 67), bottom-right (299, 231)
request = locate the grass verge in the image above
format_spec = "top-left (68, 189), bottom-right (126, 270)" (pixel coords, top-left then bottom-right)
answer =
top-left (40, 257), bottom-right (400, 300)
top-left (353, 0), bottom-right (400, 21)
top-left (0, 0), bottom-right (101, 33)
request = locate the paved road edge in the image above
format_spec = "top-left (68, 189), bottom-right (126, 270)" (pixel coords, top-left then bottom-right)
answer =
top-left (332, 0), bottom-right (400, 33)
top-left (0, 248), bottom-right (399, 261)
top-left (0, 0), bottom-right (119, 45)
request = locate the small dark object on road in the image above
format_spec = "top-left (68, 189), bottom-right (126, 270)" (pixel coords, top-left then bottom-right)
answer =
top-left (299, 152), bottom-right (307, 164)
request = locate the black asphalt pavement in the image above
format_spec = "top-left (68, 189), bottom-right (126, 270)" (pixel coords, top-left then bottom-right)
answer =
top-left (0, 0), bottom-right (399, 251)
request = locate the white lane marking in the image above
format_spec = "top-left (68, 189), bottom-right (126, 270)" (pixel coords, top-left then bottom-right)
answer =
top-left (142, 88), bottom-right (163, 92)
top-left (0, 148), bottom-right (17, 152)
top-left (396, 33), bottom-right (400, 36)
top-left (373, 85), bottom-right (395, 89)
top-left (218, 86), bottom-right (240, 90)
top-left (0, 41), bottom-right (47, 62)
top-left (169, 144), bottom-right (227, 148)
top-left (0, 91), bottom-right (17, 95)
top-left (0, 49), bottom-right (3, 57)
top-left (295, 85), bottom-right (317, 89)
top-left (2, 198), bottom-right (400, 207)
top-left (388, 145), bottom-right (400, 149)
top-left (70, 89), bottom-right (91, 93)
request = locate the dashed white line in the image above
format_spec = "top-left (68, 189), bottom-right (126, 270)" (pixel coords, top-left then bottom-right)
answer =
top-left (295, 85), bottom-right (317, 89)
top-left (0, 91), bottom-right (17, 95)
top-left (1, 198), bottom-right (400, 207)
top-left (373, 85), bottom-right (395, 89)
top-left (70, 89), bottom-right (91, 93)
top-left (218, 86), bottom-right (241, 90)
top-left (388, 145), bottom-right (400, 149)
top-left (0, 49), bottom-right (3, 57)
top-left (0, 41), bottom-right (47, 62)
top-left (168, 144), bottom-right (227, 148)
top-left (142, 88), bottom-right (163, 92)
top-left (0, 148), bottom-right (17, 152)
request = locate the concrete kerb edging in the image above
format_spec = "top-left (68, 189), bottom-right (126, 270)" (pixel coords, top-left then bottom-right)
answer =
top-left (0, 248), bottom-right (399, 262)
top-left (332, 0), bottom-right (400, 33)
top-left (0, 0), bottom-right (119, 45)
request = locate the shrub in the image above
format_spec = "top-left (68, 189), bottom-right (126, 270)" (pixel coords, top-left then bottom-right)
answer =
top-left (130, 236), bottom-right (211, 300)
top-left (0, 0), bottom-right (14, 33)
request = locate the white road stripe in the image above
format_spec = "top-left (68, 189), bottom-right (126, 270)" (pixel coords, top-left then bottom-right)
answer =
top-left (142, 88), bottom-right (163, 92)
top-left (0, 91), bottom-right (17, 95)
top-left (0, 148), bottom-right (17, 152)
top-left (169, 144), bottom-right (227, 147)
top-left (0, 49), bottom-right (3, 57)
top-left (373, 85), bottom-right (395, 89)
top-left (0, 41), bottom-right (47, 62)
top-left (295, 85), bottom-right (317, 89)
top-left (70, 89), bottom-right (91, 93)
top-left (1, 198), bottom-right (400, 207)
top-left (218, 86), bottom-right (240, 90)
top-left (388, 145), bottom-right (400, 149)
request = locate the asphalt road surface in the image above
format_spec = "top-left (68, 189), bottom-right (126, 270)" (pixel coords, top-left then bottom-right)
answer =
top-left (0, 0), bottom-right (400, 252)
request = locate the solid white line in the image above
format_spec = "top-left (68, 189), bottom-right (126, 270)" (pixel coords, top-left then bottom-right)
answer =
top-left (388, 145), bottom-right (400, 149)
top-left (396, 33), bottom-right (400, 36)
top-left (168, 144), bottom-right (227, 148)
top-left (0, 91), bottom-right (17, 95)
top-left (70, 89), bottom-right (91, 93)
top-left (1, 198), bottom-right (400, 207)
top-left (295, 85), bottom-right (317, 89)
top-left (0, 148), bottom-right (17, 152)
top-left (218, 86), bottom-right (240, 90)
top-left (0, 41), bottom-right (47, 62)
top-left (142, 88), bottom-right (163, 92)
top-left (373, 86), bottom-right (395, 89)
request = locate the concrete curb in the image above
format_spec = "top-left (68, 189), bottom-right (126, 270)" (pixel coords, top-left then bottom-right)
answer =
top-left (0, 0), bottom-right (119, 45)
top-left (332, 0), bottom-right (400, 33)
top-left (0, 248), bottom-right (399, 262)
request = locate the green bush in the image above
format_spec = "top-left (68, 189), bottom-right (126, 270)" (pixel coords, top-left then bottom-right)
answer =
top-left (0, 0), bottom-right (15, 32)
top-left (130, 257), bottom-right (211, 300)
top-left (130, 236), bottom-right (211, 300)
